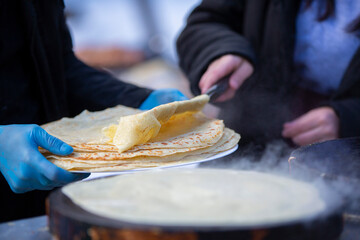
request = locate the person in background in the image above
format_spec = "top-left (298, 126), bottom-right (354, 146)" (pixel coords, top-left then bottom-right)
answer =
top-left (177, 0), bottom-right (360, 150)
top-left (0, 1), bottom-right (187, 222)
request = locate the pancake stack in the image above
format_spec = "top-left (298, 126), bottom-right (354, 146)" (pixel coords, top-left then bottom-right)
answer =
top-left (41, 95), bottom-right (240, 172)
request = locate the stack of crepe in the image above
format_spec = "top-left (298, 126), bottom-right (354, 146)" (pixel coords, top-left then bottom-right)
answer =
top-left (41, 95), bottom-right (240, 172)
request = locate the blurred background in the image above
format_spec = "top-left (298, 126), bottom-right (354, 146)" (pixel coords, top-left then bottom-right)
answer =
top-left (65, 0), bottom-right (201, 62)
top-left (64, 0), bottom-right (195, 92)
top-left (64, 0), bottom-right (218, 116)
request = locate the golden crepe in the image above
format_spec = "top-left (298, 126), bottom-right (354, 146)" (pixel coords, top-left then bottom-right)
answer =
top-left (48, 128), bottom-right (239, 171)
top-left (103, 94), bottom-right (210, 152)
top-left (41, 95), bottom-right (240, 172)
top-left (62, 169), bottom-right (326, 226)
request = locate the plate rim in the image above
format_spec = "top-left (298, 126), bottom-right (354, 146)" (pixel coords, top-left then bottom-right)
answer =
top-left (73, 144), bottom-right (238, 177)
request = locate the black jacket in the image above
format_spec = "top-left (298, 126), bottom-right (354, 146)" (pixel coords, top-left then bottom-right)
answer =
top-left (0, 0), bottom-right (152, 125)
top-left (177, 0), bottom-right (360, 145)
top-left (0, 0), bottom-right (151, 222)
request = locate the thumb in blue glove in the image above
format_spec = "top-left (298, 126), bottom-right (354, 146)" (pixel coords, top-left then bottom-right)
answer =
top-left (0, 124), bottom-right (89, 193)
top-left (139, 88), bottom-right (188, 110)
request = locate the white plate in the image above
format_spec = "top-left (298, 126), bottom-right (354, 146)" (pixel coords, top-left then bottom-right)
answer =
top-left (79, 145), bottom-right (238, 181)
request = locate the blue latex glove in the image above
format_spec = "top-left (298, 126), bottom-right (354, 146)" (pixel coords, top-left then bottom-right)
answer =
top-left (139, 88), bottom-right (188, 110)
top-left (0, 124), bottom-right (90, 193)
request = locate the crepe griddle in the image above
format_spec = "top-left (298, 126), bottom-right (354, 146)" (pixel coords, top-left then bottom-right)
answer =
top-left (47, 179), bottom-right (343, 240)
top-left (289, 137), bottom-right (360, 221)
top-left (289, 137), bottom-right (360, 179)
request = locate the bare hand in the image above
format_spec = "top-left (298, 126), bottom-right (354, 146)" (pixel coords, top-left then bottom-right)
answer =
top-left (199, 54), bottom-right (254, 102)
top-left (282, 107), bottom-right (339, 146)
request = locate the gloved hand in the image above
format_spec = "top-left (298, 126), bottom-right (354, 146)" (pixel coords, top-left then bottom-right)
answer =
top-left (0, 124), bottom-right (89, 193)
top-left (139, 88), bottom-right (188, 110)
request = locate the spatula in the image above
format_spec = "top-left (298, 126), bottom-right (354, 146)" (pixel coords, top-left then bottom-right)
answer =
top-left (205, 75), bottom-right (230, 103)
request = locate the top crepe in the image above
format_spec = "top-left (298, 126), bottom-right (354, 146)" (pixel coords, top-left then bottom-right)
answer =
top-left (103, 94), bottom-right (210, 152)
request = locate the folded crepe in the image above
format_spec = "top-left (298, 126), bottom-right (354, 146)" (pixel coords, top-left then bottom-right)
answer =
top-left (41, 95), bottom-right (240, 172)
top-left (103, 94), bottom-right (210, 152)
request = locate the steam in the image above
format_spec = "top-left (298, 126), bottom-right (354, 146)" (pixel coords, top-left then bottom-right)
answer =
top-left (200, 140), bottom-right (360, 216)
top-left (201, 140), bottom-right (291, 174)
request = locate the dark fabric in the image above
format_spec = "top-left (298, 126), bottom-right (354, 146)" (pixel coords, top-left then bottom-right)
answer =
top-left (0, 0), bottom-right (152, 222)
top-left (0, 0), bottom-right (152, 125)
top-left (177, 0), bottom-right (360, 145)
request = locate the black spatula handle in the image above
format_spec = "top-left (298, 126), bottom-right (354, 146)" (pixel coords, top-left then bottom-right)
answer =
top-left (205, 75), bottom-right (230, 102)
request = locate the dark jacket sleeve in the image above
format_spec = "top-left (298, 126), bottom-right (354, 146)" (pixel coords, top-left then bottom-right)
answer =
top-left (176, 0), bottom-right (256, 95)
top-left (329, 98), bottom-right (360, 138)
top-left (59, 4), bottom-right (152, 116)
